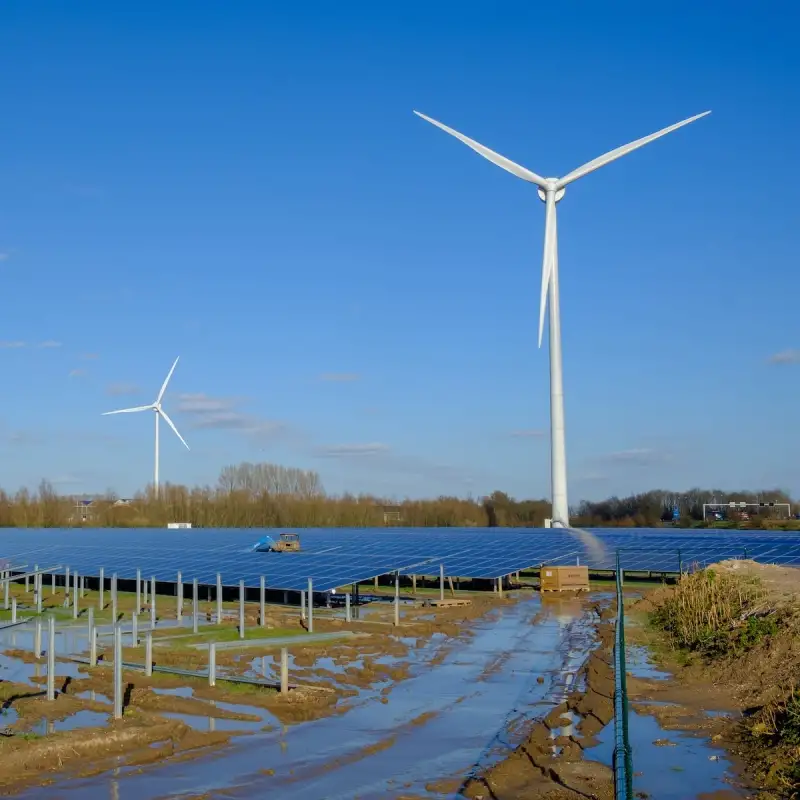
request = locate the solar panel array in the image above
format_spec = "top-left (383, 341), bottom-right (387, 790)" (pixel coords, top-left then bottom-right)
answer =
top-left (0, 527), bottom-right (798, 592)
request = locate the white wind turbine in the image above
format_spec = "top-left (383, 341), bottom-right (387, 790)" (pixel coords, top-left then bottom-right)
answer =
top-left (415, 109), bottom-right (710, 528)
top-left (102, 357), bottom-right (190, 495)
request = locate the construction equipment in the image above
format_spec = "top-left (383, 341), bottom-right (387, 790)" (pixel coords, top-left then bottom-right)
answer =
top-left (539, 565), bottom-right (589, 593)
top-left (253, 533), bottom-right (301, 553)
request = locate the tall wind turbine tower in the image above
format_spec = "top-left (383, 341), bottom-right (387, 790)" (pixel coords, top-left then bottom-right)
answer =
top-left (102, 357), bottom-right (190, 495)
top-left (414, 110), bottom-right (710, 528)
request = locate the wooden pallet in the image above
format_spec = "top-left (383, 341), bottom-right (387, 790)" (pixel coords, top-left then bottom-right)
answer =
top-left (426, 598), bottom-right (472, 608)
top-left (539, 586), bottom-right (590, 594)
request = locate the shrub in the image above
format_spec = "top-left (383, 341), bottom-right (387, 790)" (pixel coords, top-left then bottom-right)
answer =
top-left (650, 569), bottom-right (778, 657)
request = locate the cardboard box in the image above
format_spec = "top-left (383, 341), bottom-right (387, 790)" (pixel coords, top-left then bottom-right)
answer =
top-left (539, 565), bottom-right (590, 592)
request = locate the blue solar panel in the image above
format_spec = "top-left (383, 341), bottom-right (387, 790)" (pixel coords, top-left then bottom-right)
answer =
top-left (0, 528), bottom-right (798, 592)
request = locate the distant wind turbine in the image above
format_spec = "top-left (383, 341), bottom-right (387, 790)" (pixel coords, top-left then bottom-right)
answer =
top-left (414, 109), bottom-right (710, 528)
top-left (102, 357), bottom-right (189, 495)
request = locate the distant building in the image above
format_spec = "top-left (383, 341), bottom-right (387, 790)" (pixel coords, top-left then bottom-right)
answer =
top-left (71, 496), bottom-right (134, 523)
top-left (73, 499), bottom-right (94, 523)
top-left (382, 505), bottom-right (403, 525)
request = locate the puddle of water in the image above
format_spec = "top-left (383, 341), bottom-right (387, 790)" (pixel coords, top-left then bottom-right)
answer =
top-left (76, 691), bottom-right (113, 705)
top-left (706, 709), bottom-right (734, 719)
top-left (28, 710), bottom-right (109, 735)
top-left (161, 698), bottom-right (273, 733)
top-left (161, 711), bottom-right (264, 734)
top-left (0, 707), bottom-right (20, 727)
top-left (585, 706), bottom-right (745, 799)
top-left (152, 687), bottom-right (193, 699)
top-left (36, 595), bottom-right (600, 800)
top-left (626, 644), bottom-right (671, 680)
top-left (0, 651), bottom-right (88, 687)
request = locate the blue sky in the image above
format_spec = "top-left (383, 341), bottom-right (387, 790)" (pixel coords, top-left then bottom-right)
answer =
top-left (1, 0), bottom-right (799, 502)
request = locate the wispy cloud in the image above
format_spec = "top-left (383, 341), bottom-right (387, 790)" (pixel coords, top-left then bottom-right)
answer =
top-left (575, 472), bottom-right (610, 483)
top-left (0, 340), bottom-right (63, 349)
top-left (768, 349), bottom-right (800, 365)
top-left (176, 393), bottom-right (285, 438)
top-left (315, 442), bottom-right (390, 458)
top-left (106, 382), bottom-right (140, 397)
top-left (50, 474), bottom-right (83, 485)
top-left (6, 430), bottom-right (44, 445)
top-left (177, 393), bottom-right (233, 414)
top-left (0, 252), bottom-right (9, 262)
top-left (68, 369), bottom-right (87, 378)
top-left (311, 442), bottom-right (478, 489)
top-left (81, 353), bottom-right (100, 360)
top-left (510, 429), bottom-right (546, 438)
top-left (319, 373), bottom-right (361, 383)
top-left (600, 447), bottom-right (667, 467)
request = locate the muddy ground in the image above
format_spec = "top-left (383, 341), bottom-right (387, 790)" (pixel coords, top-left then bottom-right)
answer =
top-left (0, 582), bottom-right (525, 794)
top-left (459, 601), bottom-right (616, 800)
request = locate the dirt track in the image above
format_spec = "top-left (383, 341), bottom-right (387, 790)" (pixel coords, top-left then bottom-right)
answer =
top-left (460, 601), bottom-right (615, 800)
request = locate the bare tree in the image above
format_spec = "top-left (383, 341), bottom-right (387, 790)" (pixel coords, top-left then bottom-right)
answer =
top-left (216, 462), bottom-right (325, 498)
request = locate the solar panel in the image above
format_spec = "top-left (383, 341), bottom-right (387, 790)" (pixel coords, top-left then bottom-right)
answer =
top-left (0, 528), bottom-right (797, 592)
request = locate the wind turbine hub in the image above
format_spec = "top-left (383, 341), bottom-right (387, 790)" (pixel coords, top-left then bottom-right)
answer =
top-left (537, 181), bottom-right (566, 203)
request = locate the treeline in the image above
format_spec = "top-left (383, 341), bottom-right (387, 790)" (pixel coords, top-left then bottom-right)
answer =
top-left (572, 488), bottom-right (796, 529)
top-left (0, 463), bottom-right (794, 529)
top-left (0, 483), bottom-right (493, 528)
top-left (0, 466), bottom-right (552, 529)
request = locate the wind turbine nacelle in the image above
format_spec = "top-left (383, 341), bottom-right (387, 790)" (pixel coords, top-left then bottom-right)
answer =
top-left (538, 185), bottom-right (566, 203)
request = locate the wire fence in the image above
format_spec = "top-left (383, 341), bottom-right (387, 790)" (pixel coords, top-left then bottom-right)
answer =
top-left (613, 550), bottom-right (633, 799)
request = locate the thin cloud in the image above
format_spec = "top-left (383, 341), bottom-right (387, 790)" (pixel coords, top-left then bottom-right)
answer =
top-left (312, 443), bottom-right (480, 491)
top-left (510, 429), bottom-right (546, 438)
top-left (319, 373), bottom-right (361, 383)
top-left (176, 393), bottom-right (286, 438)
top-left (0, 253), bottom-right (9, 262)
top-left (601, 448), bottom-right (667, 467)
top-left (315, 443), bottom-right (390, 458)
top-left (6, 431), bottom-right (43, 445)
top-left (68, 369), bottom-right (87, 378)
top-left (106, 382), bottom-right (140, 397)
top-left (81, 353), bottom-right (100, 360)
top-left (768, 349), bottom-right (800, 365)
top-left (0, 341), bottom-right (62, 349)
top-left (575, 472), bottom-right (610, 483)
top-left (51, 474), bottom-right (82, 485)
top-left (177, 393), bottom-right (234, 414)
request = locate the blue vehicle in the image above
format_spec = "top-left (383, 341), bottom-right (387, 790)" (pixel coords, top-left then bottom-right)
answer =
top-left (252, 535), bottom-right (277, 552)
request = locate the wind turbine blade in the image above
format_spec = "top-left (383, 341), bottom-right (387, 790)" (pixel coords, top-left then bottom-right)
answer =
top-left (557, 111), bottom-right (711, 188)
top-left (414, 111), bottom-right (549, 190)
top-left (158, 408), bottom-right (190, 451)
top-left (101, 405), bottom-right (153, 415)
top-left (537, 198), bottom-right (556, 348)
top-left (156, 357), bottom-right (180, 404)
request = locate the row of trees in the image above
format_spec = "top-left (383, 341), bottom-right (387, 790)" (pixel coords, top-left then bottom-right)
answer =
top-left (0, 464), bottom-right (794, 529)
top-left (571, 488), bottom-right (795, 528)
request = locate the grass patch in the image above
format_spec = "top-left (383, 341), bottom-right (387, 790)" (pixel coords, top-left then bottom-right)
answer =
top-left (151, 624), bottom-right (303, 648)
